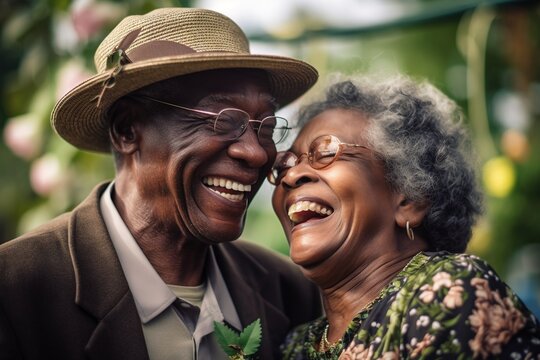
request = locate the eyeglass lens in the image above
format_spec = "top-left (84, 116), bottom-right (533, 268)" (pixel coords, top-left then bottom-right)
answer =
top-left (309, 135), bottom-right (341, 168)
top-left (268, 135), bottom-right (342, 185)
top-left (215, 109), bottom-right (288, 144)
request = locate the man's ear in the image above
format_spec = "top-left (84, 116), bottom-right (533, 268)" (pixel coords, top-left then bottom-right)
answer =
top-left (110, 114), bottom-right (139, 155)
top-left (394, 193), bottom-right (429, 229)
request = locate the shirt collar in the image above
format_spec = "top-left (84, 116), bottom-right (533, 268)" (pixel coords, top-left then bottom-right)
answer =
top-left (100, 182), bottom-right (175, 323)
top-left (198, 249), bottom-right (243, 335)
top-left (99, 182), bottom-right (241, 330)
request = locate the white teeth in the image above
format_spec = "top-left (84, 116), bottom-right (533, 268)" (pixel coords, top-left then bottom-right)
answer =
top-left (208, 188), bottom-right (245, 201)
top-left (287, 200), bottom-right (333, 219)
top-left (202, 177), bottom-right (252, 193)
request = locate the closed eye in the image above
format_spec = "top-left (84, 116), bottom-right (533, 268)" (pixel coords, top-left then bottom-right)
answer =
top-left (317, 150), bottom-right (337, 157)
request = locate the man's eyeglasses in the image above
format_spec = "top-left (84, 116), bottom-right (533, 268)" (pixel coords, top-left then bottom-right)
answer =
top-left (135, 95), bottom-right (291, 144)
top-left (267, 134), bottom-right (373, 185)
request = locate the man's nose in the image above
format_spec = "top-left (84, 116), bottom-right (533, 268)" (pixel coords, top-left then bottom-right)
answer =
top-left (227, 127), bottom-right (269, 168)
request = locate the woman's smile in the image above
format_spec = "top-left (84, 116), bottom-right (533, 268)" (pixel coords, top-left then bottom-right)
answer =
top-left (287, 199), bottom-right (334, 225)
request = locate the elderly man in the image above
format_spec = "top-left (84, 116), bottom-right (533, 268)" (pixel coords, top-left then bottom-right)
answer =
top-left (0, 8), bottom-right (321, 360)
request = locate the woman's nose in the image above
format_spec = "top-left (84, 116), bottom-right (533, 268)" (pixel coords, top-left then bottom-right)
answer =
top-left (280, 159), bottom-right (318, 188)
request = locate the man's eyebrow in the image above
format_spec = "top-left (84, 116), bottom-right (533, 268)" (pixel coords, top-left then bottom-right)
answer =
top-left (268, 97), bottom-right (279, 110)
top-left (200, 94), bottom-right (279, 110)
top-left (261, 95), bottom-right (279, 109)
top-left (200, 94), bottom-right (232, 104)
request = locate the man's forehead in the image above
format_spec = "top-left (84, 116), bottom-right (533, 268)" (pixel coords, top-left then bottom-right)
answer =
top-left (145, 69), bottom-right (278, 109)
top-left (165, 69), bottom-right (268, 86)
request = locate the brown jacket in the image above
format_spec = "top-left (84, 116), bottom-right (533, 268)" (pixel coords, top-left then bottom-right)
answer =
top-left (0, 183), bottom-right (321, 360)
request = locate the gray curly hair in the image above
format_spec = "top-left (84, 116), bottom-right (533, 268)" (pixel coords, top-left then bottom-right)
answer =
top-left (297, 75), bottom-right (483, 252)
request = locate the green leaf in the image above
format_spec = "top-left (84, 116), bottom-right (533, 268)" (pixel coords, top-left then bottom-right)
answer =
top-left (238, 319), bottom-right (262, 356)
top-left (442, 315), bottom-right (461, 328)
top-left (213, 321), bottom-right (241, 356)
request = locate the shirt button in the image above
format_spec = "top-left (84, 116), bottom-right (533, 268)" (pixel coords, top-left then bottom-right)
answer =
top-left (180, 302), bottom-right (191, 308)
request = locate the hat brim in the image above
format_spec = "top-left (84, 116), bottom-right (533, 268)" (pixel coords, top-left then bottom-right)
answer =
top-left (51, 53), bottom-right (317, 153)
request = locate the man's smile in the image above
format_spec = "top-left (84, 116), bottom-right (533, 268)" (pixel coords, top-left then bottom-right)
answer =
top-left (202, 176), bottom-right (252, 202)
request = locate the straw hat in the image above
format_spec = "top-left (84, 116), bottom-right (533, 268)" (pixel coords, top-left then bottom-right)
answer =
top-left (51, 7), bottom-right (318, 153)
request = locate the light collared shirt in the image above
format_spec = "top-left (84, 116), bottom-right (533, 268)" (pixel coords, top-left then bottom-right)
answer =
top-left (100, 182), bottom-right (242, 359)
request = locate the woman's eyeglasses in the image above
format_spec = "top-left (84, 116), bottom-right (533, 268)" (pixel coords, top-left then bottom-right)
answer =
top-left (267, 134), bottom-right (372, 185)
top-left (134, 95), bottom-right (290, 145)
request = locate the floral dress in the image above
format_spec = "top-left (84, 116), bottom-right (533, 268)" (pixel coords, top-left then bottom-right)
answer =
top-left (281, 252), bottom-right (540, 359)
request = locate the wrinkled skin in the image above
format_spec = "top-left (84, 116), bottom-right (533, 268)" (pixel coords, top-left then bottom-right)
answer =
top-left (272, 109), bottom-right (405, 285)
top-left (111, 69), bottom-right (277, 284)
top-left (272, 108), bottom-right (428, 341)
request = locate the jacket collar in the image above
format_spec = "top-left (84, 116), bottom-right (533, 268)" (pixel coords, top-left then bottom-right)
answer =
top-left (213, 243), bottom-right (290, 360)
top-left (67, 182), bottom-right (290, 359)
top-left (67, 182), bottom-right (149, 359)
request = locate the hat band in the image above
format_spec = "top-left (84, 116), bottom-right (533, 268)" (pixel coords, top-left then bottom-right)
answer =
top-left (106, 27), bottom-right (199, 70)
top-left (127, 40), bottom-right (198, 62)
top-left (107, 27), bottom-right (237, 70)
top-left (96, 34), bottom-right (241, 108)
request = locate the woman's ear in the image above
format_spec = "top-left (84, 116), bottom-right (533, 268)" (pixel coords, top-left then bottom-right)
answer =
top-left (394, 193), bottom-right (429, 229)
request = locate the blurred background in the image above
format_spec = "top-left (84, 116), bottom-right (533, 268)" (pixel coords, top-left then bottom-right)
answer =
top-left (1, 0), bottom-right (539, 316)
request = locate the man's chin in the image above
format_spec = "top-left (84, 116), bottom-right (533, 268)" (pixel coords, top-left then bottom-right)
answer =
top-left (187, 185), bottom-right (250, 243)
top-left (196, 229), bottom-right (243, 245)
top-left (187, 215), bottom-right (245, 245)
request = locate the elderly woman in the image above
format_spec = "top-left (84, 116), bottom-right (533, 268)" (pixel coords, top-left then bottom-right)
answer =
top-left (269, 75), bottom-right (540, 359)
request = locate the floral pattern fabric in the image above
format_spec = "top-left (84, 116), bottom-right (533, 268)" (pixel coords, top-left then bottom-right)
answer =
top-left (281, 252), bottom-right (540, 359)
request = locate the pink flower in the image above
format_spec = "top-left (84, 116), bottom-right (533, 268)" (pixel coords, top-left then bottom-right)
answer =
top-left (71, 0), bottom-right (124, 41)
top-left (380, 351), bottom-right (399, 360)
top-left (468, 277), bottom-right (526, 358)
top-left (3, 114), bottom-right (42, 160)
top-left (419, 284), bottom-right (435, 304)
top-left (410, 333), bottom-right (435, 358)
top-left (56, 60), bottom-right (92, 100)
top-left (442, 285), bottom-right (464, 309)
top-left (30, 154), bottom-right (65, 196)
top-left (432, 271), bottom-right (452, 291)
top-left (339, 342), bottom-right (374, 360)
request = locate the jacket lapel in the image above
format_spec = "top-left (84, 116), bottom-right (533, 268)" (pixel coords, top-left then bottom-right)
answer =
top-left (213, 243), bottom-right (290, 360)
top-left (68, 183), bottom-right (291, 359)
top-left (68, 182), bottom-right (148, 360)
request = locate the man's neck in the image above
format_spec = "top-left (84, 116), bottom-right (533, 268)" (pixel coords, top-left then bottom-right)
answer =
top-left (134, 232), bottom-right (209, 286)
top-left (112, 178), bottom-right (208, 286)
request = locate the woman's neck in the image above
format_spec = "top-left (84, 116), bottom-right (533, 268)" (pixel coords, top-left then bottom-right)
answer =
top-left (321, 247), bottom-right (423, 343)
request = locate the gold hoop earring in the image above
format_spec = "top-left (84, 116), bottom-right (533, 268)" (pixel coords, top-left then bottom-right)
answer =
top-left (406, 221), bottom-right (415, 241)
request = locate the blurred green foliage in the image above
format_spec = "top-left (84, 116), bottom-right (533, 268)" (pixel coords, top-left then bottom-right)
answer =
top-left (247, 2), bottom-right (540, 281)
top-left (0, 1), bottom-right (539, 289)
